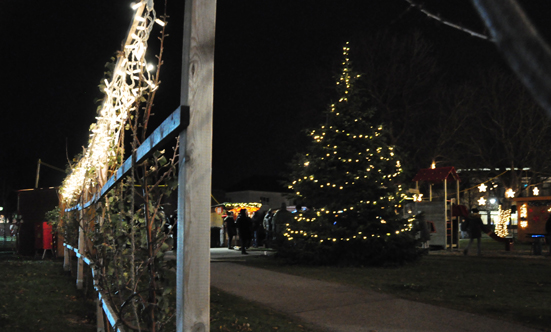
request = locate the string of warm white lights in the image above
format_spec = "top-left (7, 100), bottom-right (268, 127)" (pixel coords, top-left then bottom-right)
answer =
top-left (495, 205), bottom-right (510, 237)
top-left (519, 203), bottom-right (528, 228)
top-left (223, 202), bottom-right (263, 215)
top-left (283, 214), bottom-right (414, 243)
top-left (284, 222), bottom-right (414, 242)
top-left (285, 42), bottom-right (408, 243)
top-left (61, 1), bottom-right (164, 203)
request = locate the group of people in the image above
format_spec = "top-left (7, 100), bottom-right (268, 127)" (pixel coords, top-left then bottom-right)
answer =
top-left (0, 214), bottom-right (21, 237)
top-left (223, 203), bottom-right (293, 254)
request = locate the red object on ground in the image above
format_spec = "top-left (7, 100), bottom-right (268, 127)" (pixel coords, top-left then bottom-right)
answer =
top-left (35, 222), bottom-right (52, 250)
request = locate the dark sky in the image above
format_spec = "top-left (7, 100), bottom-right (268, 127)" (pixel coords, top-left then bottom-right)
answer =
top-left (1, 0), bottom-right (551, 209)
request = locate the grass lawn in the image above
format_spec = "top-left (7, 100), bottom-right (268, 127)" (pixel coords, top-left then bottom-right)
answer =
top-left (237, 238), bottom-right (551, 331)
top-left (0, 253), bottom-right (96, 332)
top-left (0, 253), bottom-right (317, 332)
top-left (4, 237), bottom-right (549, 331)
top-left (211, 288), bottom-right (316, 332)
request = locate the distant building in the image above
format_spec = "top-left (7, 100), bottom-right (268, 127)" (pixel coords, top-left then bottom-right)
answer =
top-left (223, 175), bottom-right (293, 213)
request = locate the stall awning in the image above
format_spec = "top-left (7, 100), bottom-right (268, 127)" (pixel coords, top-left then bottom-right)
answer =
top-left (412, 166), bottom-right (460, 183)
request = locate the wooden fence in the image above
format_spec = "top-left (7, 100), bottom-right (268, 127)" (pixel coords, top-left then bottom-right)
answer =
top-left (62, 0), bottom-right (216, 330)
top-left (63, 106), bottom-right (187, 331)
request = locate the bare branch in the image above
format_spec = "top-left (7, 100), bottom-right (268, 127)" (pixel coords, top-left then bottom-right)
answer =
top-left (404, 0), bottom-right (490, 40)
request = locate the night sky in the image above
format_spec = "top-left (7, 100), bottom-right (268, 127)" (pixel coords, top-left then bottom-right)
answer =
top-left (1, 0), bottom-right (551, 211)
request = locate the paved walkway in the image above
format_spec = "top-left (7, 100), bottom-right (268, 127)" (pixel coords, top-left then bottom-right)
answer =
top-left (210, 249), bottom-right (543, 332)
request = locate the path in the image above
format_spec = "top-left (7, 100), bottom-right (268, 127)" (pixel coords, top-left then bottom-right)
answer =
top-left (210, 255), bottom-right (541, 332)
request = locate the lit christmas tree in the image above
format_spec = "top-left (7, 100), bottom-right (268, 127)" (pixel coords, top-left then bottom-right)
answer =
top-left (279, 43), bottom-right (419, 265)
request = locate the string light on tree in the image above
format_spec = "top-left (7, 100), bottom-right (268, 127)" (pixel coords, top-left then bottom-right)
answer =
top-left (283, 42), bottom-right (414, 257)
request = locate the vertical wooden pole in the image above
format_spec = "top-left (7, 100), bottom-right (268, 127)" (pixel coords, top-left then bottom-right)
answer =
top-left (96, 298), bottom-right (105, 332)
top-left (63, 246), bottom-right (70, 271)
top-left (444, 179), bottom-right (448, 250)
top-left (64, 209), bottom-right (71, 271)
top-left (456, 179), bottom-right (460, 250)
top-left (176, 0), bottom-right (216, 331)
top-left (35, 159), bottom-right (41, 189)
top-left (77, 207), bottom-right (84, 289)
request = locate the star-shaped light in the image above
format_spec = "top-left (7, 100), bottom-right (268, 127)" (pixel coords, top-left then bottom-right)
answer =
top-left (478, 183), bottom-right (487, 192)
top-left (478, 197), bottom-right (486, 205)
top-left (533, 187), bottom-right (539, 196)
top-left (505, 188), bottom-right (515, 198)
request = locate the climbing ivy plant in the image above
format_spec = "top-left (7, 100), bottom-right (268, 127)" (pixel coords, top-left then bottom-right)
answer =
top-left (48, 2), bottom-right (180, 331)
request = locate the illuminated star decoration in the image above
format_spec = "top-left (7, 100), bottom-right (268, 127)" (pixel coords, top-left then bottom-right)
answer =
top-left (478, 197), bottom-right (486, 205)
top-left (478, 183), bottom-right (487, 192)
top-left (533, 187), bottom-right (540, 196)
top-left (505, 188), bottom-right (515, 198)
top-left (413, 193), bottom-right (423, 202)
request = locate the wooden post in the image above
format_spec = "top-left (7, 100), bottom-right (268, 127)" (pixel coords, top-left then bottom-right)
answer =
top-left (64, 210), bottom-right (71, 271)
top-left (76, 207), bottom-right (84, 289)
top-left (35, 159), bottom-right (41, 189)
top-left (96, 298), bottom-right (105, 332)
top-left (456, 178), bottom-right (460, 250)
top-left (63, 246), bottom-right (70, 271)
top-left (444, 179), bottom-right (448, 250)
top-left (176, 0), bottom-right (216, 331)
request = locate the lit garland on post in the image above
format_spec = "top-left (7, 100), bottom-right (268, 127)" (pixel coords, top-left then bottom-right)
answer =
top-left (60, 1), bottom-right (164, 204)
top-left (519, 203), bottom-right (528, 228)
top-left (496, 205), bottom-right (510, 237)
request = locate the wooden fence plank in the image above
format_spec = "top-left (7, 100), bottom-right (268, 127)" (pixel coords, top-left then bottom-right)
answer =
top-left (98, 106), bottom-right (189, 199)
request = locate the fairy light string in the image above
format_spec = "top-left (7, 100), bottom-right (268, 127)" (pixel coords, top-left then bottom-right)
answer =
top-left (61, 1), bottom-right (163, 204)
top-left (286, 43), bottom-right (410, 243)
